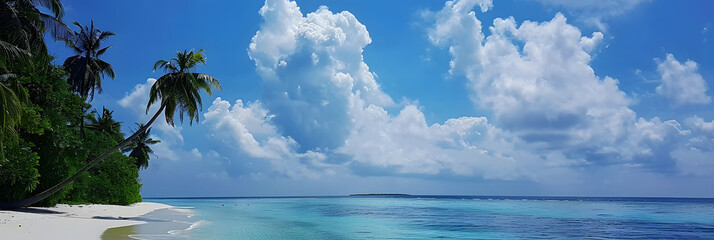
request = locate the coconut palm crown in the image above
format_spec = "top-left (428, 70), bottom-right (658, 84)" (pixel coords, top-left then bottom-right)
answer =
top-left (62, 21), bottom-right (115, 101)
top-left (149, 49), bottom-right (221, 127)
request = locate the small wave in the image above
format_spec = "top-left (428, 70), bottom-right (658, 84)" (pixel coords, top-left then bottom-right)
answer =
top-left (168, 220), bottom-right (211, 235)
top-left (169, 207), bottom-right (196, 218)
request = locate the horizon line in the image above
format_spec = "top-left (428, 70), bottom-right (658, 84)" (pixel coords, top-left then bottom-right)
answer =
top-left (143, 194), bottom-right (714, 200)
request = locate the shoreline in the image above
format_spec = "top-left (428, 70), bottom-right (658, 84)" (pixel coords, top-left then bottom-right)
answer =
top-left (0, 202), bottom-right (171, 240)
top-left (102, 206), bottom-right (199, 240)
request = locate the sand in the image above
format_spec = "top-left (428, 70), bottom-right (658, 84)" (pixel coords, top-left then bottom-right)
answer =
top-left (0, 202), bottom-right (171, 240)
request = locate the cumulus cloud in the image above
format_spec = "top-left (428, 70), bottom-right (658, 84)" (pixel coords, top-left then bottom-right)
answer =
top-left (248, 0), bottom-right (393, 151)
top-left (425, 0), bottom-right (714, 177)
top-left (242, 0), bottom-right (582, 180)
top-left (429, 2), bottom-right (640, 156)
top-left (341, 102), bottom-right (513, 178)
top-left (580, 32), bottom-right (603, 52)
top-left (203, 97), bottom-right (333, 178)
top-left (655, 54), bottom-right (711, 107)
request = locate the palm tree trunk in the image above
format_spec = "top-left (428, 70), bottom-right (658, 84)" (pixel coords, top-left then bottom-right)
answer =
top-left (0, 104), bottom-right (166, 209)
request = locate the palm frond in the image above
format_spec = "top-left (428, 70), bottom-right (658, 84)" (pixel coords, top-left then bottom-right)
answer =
top-left (0, 40), bottom-right (32, 66)
top-left (31, 0), bottom-right (64, 19)
top-left (97, 31), bottom-right (115, 41)
top-left (39, 12), bottom-right (71, 40)
top-left (1, 80), bottom-right (22, 148)
top-left (95, 59), bottom-right (114, 79)
top-left (96, 45), bottom-right (110, 56)
top-left (0, 2), bottom-right (30, 49)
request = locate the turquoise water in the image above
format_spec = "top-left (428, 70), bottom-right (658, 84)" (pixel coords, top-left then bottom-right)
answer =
top-left (141, 196), bottom-right (714, 239)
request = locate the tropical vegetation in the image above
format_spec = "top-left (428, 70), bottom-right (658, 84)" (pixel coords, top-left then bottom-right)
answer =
top-left (0, 0), bottom-right (220, 209)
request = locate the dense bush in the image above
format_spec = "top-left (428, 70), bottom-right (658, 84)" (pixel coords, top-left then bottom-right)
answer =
top-left (0, 142), bottom-right (40, 201)
top-left (66, 128), bottom-right (143, 205)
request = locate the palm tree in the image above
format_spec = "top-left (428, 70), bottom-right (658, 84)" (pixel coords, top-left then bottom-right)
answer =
top-left (62, 21), bottom-right (115, 101)
top-left (0, 49), bottom-right (221, 209)
top-left (86, 107), bottom-right (121, 136)
top-left (122, 123), bottom-right (160, 170)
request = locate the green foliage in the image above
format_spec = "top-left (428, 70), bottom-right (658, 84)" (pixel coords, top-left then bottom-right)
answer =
top-left (0, 1), bottom-right (143, 208)
top-left (0, 79), bottom-right (22, 159)
top-left (86, 107), bottom-right (123, 141)
top-left (67, 130), bottom-right (142, 205)
top-left (1, 66), bottom-right (142, 207)
top-left (15, 66), bottom-right (85, 206)
top-left (69, 152), bottom-right (142, 205)
top-left (19, 104), bottom-right (49, 135)
top-left (0, 141), bottom-right (40, 201)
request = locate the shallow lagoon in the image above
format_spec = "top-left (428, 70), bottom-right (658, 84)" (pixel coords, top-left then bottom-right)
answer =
top-left (125, 196), bottom-right (714, 239)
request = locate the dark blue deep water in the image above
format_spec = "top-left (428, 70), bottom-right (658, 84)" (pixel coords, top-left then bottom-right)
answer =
top-left (139, 196), bottom-right (714, 239)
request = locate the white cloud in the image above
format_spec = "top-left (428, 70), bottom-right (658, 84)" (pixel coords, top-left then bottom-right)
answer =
top-left (672, 147), bottom-right (714, 177)
top-left (248, 0), bottom-right (393, 150)
top-left (241, 0), bottom-right (590, 181)
top-left (426, 0), bottom-right (714, 176)
top-left (430, 4), bottom-right (639, 155)
top-left (580, 32), bottom-right (603, 52)
top-left (655, 53), bottom-right (711, 107)
top-left (339, 101), bottom-right (585, 180)
top-left (669, 117), bottom-right (714, 176)
top-left (203, 97), bottom-right (331, 178)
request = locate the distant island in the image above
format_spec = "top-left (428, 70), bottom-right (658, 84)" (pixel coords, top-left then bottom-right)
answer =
top-left (349, 194), bottom-right (411, 197)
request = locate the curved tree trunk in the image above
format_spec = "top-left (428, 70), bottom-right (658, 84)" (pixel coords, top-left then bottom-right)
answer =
top-left (0, 104), bottom-right (166, 209)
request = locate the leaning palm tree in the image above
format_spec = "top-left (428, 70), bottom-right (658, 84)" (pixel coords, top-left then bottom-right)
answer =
top-left (0, 49), bottom-right (221, 209)
top-left (62, 21), bottom-right (115, 101)
top-left (122, 123), bottom-right (160, 170)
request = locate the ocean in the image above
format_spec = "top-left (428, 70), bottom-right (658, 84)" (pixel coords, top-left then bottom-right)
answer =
top-left (116, 196), bottom-right (714, 239)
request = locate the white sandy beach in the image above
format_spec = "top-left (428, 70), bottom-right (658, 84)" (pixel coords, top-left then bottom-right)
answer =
top-left (0, 202), bottom-right (171, 240)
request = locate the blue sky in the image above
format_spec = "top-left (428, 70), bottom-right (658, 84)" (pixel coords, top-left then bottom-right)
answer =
top-left (49, 0), bottom-right (714, 197)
